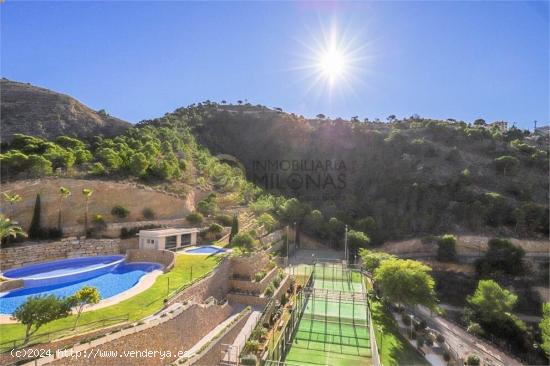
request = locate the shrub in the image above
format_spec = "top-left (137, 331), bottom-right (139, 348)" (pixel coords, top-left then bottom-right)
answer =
top-left (254, 271), bottom-right (266, 282)
top-left (241, 354), bottom-right (258, 365)
top-left (215, 214), bottom-right (232, 226)
top-left (142, 207), bottom-right (156, 220)
top-left (186, 212), bottom-right (204, 224)
top-left (208, 223), bottom-right (224, 234)
top-left (466, 354), bottom-right (480, 366)
top-left (273, 277), bottom-right (281, 289)
top-left (264, 284), bottom-right (275, 297)
top-left (436, 334), bottom-right (445, 343)
top-left (245, 340), bottom-right (260, 353)
top-left (436, 234), bottom-right (457, 262)
top-left (443, 352), bottom-right (451, 362)
top-left (230, 232), bottom-right (256, 252)
top-left (111, 205), bottom-right (130, 219)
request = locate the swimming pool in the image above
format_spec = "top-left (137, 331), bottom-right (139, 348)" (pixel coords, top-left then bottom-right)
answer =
top-left (184, 245), bottom-right (228, 255)
top-left (0, 256), bottom-right (162, 315)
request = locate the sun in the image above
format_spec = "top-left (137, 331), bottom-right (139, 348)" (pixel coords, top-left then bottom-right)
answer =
top-left (291, 22), bottom-right (370, 96)
top-left (318, 48), bottom-right (347, 83)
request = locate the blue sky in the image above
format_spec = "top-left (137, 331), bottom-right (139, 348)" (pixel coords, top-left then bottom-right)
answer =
top-left (1, 1), bottom-right (548, 129)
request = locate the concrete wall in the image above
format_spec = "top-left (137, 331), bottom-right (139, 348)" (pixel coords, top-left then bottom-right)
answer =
top-left (125, 249), bottom-right (175, 272)
top-left (229, 267), bottom-right (278, 295)
top-left (0, 238), bottom-right (120, 271)
top-left (227, 275), bottom-right (291, 308)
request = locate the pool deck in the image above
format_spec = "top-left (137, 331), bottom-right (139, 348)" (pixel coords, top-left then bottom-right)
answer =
top-left (0, 269), bottom-right (164, 324)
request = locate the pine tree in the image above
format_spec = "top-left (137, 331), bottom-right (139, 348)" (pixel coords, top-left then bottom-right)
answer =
top-left (28, 194), bottom-right (42, 239)
top-left (229, 214), bottom-right (239, 243)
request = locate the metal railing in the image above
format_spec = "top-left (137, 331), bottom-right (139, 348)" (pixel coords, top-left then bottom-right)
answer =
top-left (0, 314), bottom-right (130, 353)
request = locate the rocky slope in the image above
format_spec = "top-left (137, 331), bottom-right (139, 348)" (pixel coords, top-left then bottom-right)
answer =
top-left (0, 79), bottom-right (131, 143)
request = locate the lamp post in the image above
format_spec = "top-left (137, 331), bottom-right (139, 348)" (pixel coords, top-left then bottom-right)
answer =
top-left (344, 225), bottom-right (348, 264)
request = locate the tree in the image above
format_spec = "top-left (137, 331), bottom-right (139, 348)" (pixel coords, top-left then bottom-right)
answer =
top-left (230, 232), bottom-right (256, 252)
top-left (129, 152), bottom-right (149, 177)
top-left (473, 119), bottom-right (486, 126)
top-left (540, 302), bottom-right (550, 357)
top-left (467, 280), bottom-right (517, 321)
top-left (67, 286), bottom-right (101, 329)
top-left (475, 238), bottom-right (525, 276)
top-left (27, 155), bottom-right (53, 177)
top-left (436, 234), bottom-right (457, 262)
top-left (14, 295), bottom-right (72, 344)
top-left (387, 115), bottom-right (396, 122)
top-left (3, 192), bottom-right (22, 219)
top-left (57, 187), bottom-right (71, 231)
top-left (230, 214), bottom-right (239, 242)
top-left (374, 259), bottom-right (437, 309)
top-left (258, 212), bottom-right (276, 232)
top-left (0, 215), bottom-right (26, 243)
top-left (82, 189), bottom-right (93, 236)
top-left (359, 248), bottom-right (395, 273)
top-left (494, 155), bottom-right (519, 176)
top-left (347, 230), bottom-right (370, 259)
top-left (316, 114), bottom-right (326, 119)
top-left (28, 194), bottom-right (42, 240)
top-left (327, 217), bottom-right (345, 248)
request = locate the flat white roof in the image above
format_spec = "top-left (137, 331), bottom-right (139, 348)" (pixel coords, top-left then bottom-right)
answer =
top-left (139, 227), bottom-right (199, 238)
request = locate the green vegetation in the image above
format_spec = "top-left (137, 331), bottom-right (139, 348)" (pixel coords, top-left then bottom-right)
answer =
top-left (230, 232), bottom-right (257, 253)
top-left (358, 248), bottom-right (396, 273)
top-left (3, 192), bottom-right (22, 218)
top-left (475, 238), bottom-right (525, 276)
top-left (82, 188), bottom-right (93, 236)
top-left (142, 207), bottom-right (156, 220)
top-left (374, 259), bottom-right (437, 309)
top-left (13, 295), bottom-right (72, 344)
top-left (540, 302), bottom-right (550, 357)
top-left (186, 212), bottom-right (204, 224)
top-left (347, 229), bottom-right (370, 258)
top-left (436, 234), bottom-right (457, 262)
top-left (0, 215), bottom-right (26, 243)
top-left (66, 286), bottom-right (101, 329)
top-left (0, 254), bottom-right (220, 344)
top-left (111, 205), bottom-right (130, 219)
top-left (57, 187), bottom-right (71, 230)
top-left (466, 279), bottom-right (527, 349)
top-left (229, 214), bottom-right (239, 242)
top-left (28, 194), bottom-right (42, 239)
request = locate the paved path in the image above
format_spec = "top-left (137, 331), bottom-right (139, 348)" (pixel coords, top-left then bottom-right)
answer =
top-left (415, 306), bottom-right (523, 366)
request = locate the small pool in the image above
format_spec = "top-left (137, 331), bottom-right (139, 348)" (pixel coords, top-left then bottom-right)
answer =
top-left (184, 245), bottom-right (228, 255)
top-left (0, 256), bottom-right (162, 315)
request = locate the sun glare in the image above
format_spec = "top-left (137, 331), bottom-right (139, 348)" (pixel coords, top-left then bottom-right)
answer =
top-left (318, 48), bottom-right (347, 83)
top-left (292, 21), bottom-right (370, 97)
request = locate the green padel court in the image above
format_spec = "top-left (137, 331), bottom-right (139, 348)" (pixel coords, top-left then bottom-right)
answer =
top-left (275, 262), bottom-right (373, 366)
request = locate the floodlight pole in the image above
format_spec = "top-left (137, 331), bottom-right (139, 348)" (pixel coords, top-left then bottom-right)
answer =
top-left (286, 225), bottom-right (289, 266)
top-left (344, 225), bottom-right (348, 264)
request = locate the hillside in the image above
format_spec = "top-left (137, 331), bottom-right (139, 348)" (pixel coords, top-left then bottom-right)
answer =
top-left (141, 103), bottom-right (549, 242)
top-left (0, 79), bottom-right (131, 143)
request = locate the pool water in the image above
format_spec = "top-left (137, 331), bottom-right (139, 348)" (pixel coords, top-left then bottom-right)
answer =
top-left (184, 246), bottom-right (227, 254)
top-left (0, 261), bottom-right (162, 315)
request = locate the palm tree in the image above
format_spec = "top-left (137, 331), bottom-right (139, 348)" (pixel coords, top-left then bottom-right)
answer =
top-left (3, 193), bottom-right (22, 220)
top-left (0, 215), bottom-right (26, 244)
top-left (82, 189), bottom-right (93, 236)
top-left (57, 187), bottom-right (71, 230)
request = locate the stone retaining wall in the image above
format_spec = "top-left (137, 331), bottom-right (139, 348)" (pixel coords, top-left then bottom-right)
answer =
top-left (231, 253), bottom-right (269, 280)
top-left (168, 258), bottom-right (232, 305)
top-left (125, 249), bottom-right (175, 272)
top-left (229, 267), bottom-right (278, 295)
top-left (50, 303), bottom-right (236, 366)
top-left (0, 239), bottom-right (120, 271)
top-left (227, 275), bottom-right (291, 308)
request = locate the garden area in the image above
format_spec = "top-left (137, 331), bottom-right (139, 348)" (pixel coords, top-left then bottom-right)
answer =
top-left (0, 253), bottom-right (221, 346)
